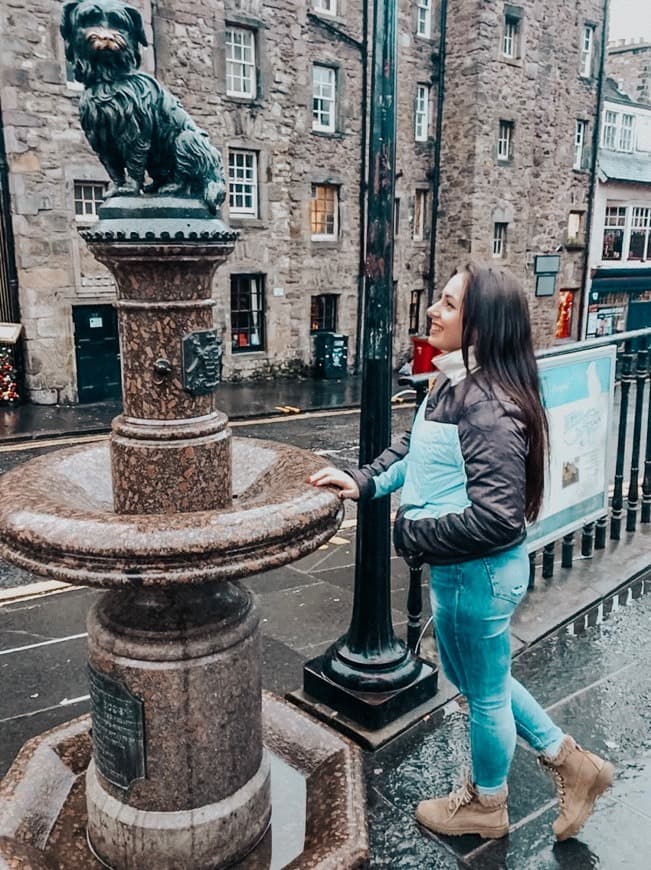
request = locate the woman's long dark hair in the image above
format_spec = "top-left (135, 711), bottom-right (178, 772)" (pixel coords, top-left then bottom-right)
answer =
top-left (460, 262), bottom-right (549, 522)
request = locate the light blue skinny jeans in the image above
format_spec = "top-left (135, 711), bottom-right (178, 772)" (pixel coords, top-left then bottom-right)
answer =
top-left (429, 542), bottom-right (565, 794)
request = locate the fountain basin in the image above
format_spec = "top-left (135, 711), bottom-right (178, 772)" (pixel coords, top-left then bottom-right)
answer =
top-left (0, 693), bottom-right (368, 869)
top-left (0, 437), bottom-right (343, 587)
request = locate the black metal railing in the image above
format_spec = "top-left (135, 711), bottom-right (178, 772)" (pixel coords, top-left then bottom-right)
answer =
top-left (399, 326), bottom-right (651, 651)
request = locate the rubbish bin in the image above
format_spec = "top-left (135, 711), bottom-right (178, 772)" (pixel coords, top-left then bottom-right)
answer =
top-left (410, 335), bottom-right (441, 374)
top-left (313, 332), bottom-right (348, 379)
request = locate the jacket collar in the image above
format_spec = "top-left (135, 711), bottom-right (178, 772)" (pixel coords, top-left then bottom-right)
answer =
top-left (433, 347), bottom-right (478, 387)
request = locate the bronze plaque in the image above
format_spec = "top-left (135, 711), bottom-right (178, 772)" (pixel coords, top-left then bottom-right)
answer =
top-left (88, 665), bottom-right (146, 790)
top-left (182, 329), bottom-right (223, 395)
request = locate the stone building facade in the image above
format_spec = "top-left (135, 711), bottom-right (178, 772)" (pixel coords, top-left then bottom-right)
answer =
top-left (608, 39), bottom-right (651, 107)
top-left (0, 0), bottom-right (605, 403)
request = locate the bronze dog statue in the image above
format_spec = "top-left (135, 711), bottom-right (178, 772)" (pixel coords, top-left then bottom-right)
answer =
top-left (60, 0), bottom-right (225, 212)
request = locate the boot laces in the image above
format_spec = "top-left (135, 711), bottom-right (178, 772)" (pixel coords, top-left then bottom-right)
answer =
top-left (538, 757), bottom-right (567, 807)
top-left (447, 779), bottom-right (475, 816)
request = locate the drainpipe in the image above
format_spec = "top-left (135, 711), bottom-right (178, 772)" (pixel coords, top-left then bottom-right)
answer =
top-left (578, 0), bottom-right (608, 340)
top-left (355, 1), bottom-right (369, 372)
top-left (426, 0), bottom-right (448, 309)
top-left (0, 101), bottom-right (20, 324)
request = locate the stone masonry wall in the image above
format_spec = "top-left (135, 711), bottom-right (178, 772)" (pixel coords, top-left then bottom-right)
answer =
top-left (607, 41), bottom-right (651, 106)
top-left (436, 0), bottom-right (604, 346)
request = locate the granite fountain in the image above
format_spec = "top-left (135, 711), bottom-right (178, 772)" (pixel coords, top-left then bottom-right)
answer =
top-left (0, 3), bottom-right (368, 867)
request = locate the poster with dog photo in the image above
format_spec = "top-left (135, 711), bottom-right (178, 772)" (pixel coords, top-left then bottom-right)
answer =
top-left (527, 346), bottom-right (616, 551)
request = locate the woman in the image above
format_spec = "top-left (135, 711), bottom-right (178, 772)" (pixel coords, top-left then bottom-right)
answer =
top-left (309, 263), bottom-right (614, 841)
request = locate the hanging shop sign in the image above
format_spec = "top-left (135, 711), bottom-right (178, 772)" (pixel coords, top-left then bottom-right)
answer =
top-left (527, 345), bottom-right (616, 551)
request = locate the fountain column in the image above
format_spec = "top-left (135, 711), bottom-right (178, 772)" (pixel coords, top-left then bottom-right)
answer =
top-left (81, 197), bottom-right (271, 869)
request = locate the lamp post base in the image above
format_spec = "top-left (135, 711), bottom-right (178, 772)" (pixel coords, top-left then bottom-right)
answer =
top-left (299, 654), bottom-right (438, 732)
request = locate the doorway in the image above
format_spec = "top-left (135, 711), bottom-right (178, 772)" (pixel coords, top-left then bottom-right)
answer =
top-left (72, 305), bottom-right (121, 402)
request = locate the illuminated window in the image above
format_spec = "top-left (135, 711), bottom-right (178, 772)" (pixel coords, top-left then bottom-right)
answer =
top-left (311, 294), bottom-right (338, 331)
top-left (602, 205), bottom-right (626, 261)
top-left (311, 184), bottom-right (338, 240)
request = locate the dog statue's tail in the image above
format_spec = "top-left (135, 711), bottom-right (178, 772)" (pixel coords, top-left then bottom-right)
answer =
top-left (176, 130), bottom-right (226, 215)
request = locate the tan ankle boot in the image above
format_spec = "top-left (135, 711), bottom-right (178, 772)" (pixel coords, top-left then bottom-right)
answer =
top-left (415, 778), bottom-right (509, 839)
top-left (539, 736), bottom-right (615, 841)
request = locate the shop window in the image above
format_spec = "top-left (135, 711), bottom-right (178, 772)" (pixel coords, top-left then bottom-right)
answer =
top-left (555, 290), bottom-right (575, 339)
top-left (602, 206), bottom-right (626, 260)
top-left (310, 294), bottom-right (338, 332)
top-left (628, 207), bottom-right (651, 261)
top-left (231, 274), bottom-right (265, 352)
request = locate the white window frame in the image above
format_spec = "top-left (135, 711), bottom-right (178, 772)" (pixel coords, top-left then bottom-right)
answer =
top-left (574, 120), bottom-right (587, 170)
top-left (492, 222), bottom-right (507, 258)
top-left (74, 181), bottom-right (106, 223)
top-left (601, 110), bottom-right (617, 149)
top-left (503, 16), bottom-right (519, 59)
top-left (228, 150), bottom-right (259, 218)
top-left (619, 114), bottom-right (635, 152)
top-left (413, 190), bottom-right (428, 241)
top-left (628, 206), bottom-right (651, 261)
top-left (497, 121), bottom-right (513, 161)
top-left (416, 0), bottom-right (432, 39)
top-left (313, 0), bottom-right (337, 16)
top-left (601, 204), bottom-right (627, 261)
top-left (415, 85), bottom-right (429, 142)
top-left (580, 25), bottom-right (594, 78)
top-left (311, 184), bottom-right (339, 241)
top-left (312, 65), bottom-right (336, 133)
top-left (225, 27), bottom-right (256, 99)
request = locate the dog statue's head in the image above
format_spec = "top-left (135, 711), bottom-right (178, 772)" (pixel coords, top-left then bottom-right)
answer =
top-left (60, 0), bottom-right (147, 85)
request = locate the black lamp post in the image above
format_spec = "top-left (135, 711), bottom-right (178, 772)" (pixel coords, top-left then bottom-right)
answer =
top-left (300, 0), bottom-right (438, 736)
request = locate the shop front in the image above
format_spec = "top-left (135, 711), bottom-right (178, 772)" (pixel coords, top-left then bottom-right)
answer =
top-left (585, 268), bottom-right (651, 338)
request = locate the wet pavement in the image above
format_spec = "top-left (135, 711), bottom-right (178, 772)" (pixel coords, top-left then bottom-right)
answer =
top-left (1, 406), bottom-right (650, 866)
top-left (0, 372), bottom-right (389, 443)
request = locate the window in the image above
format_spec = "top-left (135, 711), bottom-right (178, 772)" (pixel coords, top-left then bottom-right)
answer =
top-left (602, 205), bottom-right (626, 260)
top-left (225, 27), bottom-right (256, 98)
top-left (503, 15), bottom-right (519, 58)
top-left (228, 150), bottom-right (258, 218)
top-left (602, 110), bottom-right (636, 152)
top-left (74, 182), bottom-right (106, 222)
top-left (628, 207), bottom-right (651, 260)
top-left (580, 25), bottom-right (595, 77)
top-left (497, 120), bottom-right (514, 161)
top-left (602, 110), bottom-right (617, 149)
top-left (492, 222), bottom-right (507, 258)
top-left (415, 85), bottom-right (429, 142)
top-left (413, 190), bottom-right (428, 241)
top-left (394, 198), bottom-right (400, 237)
top-left (619, 114), bottom-right (634, 151)
top-left (311, 184), bottom-right (339, 240)
top-left (555, 291), bottom-right (575, 340)
top-left (231, 274), bottom-right (265, 352)
top-left (313, 0), bottom-right (336, 15)
top-left (567, 210), bottom-right (585, 244)
top-left (417, 0), bottom-right (432, 38)
top-left (409, 289), bottom-right (423, 334)
top-left (312, 65), bottom-right (336, 133)
top-left (310, 294), bottom-right (338, 331)
top-left (574, 120), bottom-right (587, 170)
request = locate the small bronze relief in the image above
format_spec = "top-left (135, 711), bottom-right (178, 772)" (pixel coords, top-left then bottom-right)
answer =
top-left (183, 330), bottom-right (222, 395)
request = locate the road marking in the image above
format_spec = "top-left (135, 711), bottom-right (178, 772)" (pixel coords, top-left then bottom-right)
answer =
top-left (0, 580), bottom-right (72, 605)
top-left (0, 433), bottom-right (108, 453)
top-left (0, 632), bottom-right (88, 656)
top-left (0, 696), bottom-right (90, 725)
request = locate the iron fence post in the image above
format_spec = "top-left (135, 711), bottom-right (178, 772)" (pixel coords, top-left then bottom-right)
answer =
top-left (626, 342), bottom-right (648, 532)
top-left (611, 341), bottom-right (634, 540)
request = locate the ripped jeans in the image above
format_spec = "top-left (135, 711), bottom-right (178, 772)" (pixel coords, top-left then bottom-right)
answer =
top-left (429, 542), bottom-right (565, 793)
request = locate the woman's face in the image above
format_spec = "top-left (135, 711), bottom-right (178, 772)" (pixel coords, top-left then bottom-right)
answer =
top-left (426, 272), bottom-right (466, 352)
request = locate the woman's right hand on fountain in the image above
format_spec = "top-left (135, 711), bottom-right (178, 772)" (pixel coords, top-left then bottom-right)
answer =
top-left (309, 467), bottom-right (360, 500)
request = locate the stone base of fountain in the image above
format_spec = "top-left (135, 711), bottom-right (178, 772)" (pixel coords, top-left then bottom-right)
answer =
top-left (0, 693), bottom-right (368, 870)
